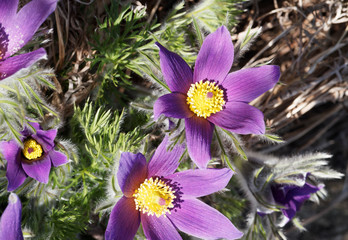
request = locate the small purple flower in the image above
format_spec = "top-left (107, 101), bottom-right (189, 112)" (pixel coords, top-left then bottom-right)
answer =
top-left (0, 193), bottom-right (24, 240)
top-left (153, 26), bottom-right (280, 168)
top-left (105, 137), bottom-right (243, 240)
top-left (0, 122), bottom-right (68, 191)
top-left (0, 0), bottom-right (58, 80)
top-left (271, 183), bottom-right (321, 222)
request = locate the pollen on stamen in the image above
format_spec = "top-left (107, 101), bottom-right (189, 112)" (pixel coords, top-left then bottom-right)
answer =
top-left (186, 80), bottom-right (226, 118)
top-left (22, 138), bottom-right (43, 161)
top-left (133, 177), bottom-right (176, 218)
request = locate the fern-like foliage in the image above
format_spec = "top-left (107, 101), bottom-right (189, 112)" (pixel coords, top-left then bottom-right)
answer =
top-left (71, 99), bottom-right (145, 166)
top-left (91, 1), bottom-right (160, 89)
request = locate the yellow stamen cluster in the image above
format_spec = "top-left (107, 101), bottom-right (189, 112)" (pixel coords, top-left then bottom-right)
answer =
top-left (186, 80), bottom-right (225, 118)
top-left (22, 139), bottom-right (43, 160)
top-left (133, 177), bottom-right (176, 218)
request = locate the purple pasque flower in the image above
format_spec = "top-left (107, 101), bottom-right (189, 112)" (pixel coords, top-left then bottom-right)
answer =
top-left (105, 137), bottom-right (243, 240)
top-left (0, 0), bottom-right (58, 80)
top-left (153, 26), bottom-right (280, 169)
top-left (0, 122), bottom-right (68, 191)
top-left (0, 193), bottom-right (24, 240)
top-left (271, 182), bottom-right (321, 223)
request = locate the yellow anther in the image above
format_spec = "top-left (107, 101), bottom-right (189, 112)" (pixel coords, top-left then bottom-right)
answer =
top-left (22, 138), bottom-right (43, 160)
top-left (133, 177), bottom-right (176, 218)
top-left (186, 80), bottom-right (225, 118)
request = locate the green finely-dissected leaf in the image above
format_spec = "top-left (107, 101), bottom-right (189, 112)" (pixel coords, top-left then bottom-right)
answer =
top-left (92, 1), bottom-right (157, 91)
top-left (72, 100), bottom-right (145, 165)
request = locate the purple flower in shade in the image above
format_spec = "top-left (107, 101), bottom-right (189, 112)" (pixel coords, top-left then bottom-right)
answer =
top-left (105, 137), bottom-right (243, 240)
top-left (271, 182), bottom-right (321, 223)
top-left (0, 0), bottom-right (58, 80)
top-left (0, 193), bottom-right (24, 240)
top-left (0, 122), bottom-right (68, 191)
top-left (153, 26), bottom-right (281, 169)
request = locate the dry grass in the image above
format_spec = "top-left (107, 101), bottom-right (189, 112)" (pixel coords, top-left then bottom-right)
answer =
top-left (44, 0), bottom-right (101, 118)
top-left (239, 0), bottom-right (348, 157)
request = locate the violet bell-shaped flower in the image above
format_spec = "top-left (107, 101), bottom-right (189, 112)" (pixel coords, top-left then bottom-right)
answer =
top-left (0, 0), bottom-right (58, 80)
top-left (153, 26), bottom-right (280, 169)
top-left (0, 122), bottom-right (68, 191)
top-left (271, 182), bottom-right (321, 223)
top-left (0, 193), bottom-right (24, 240)
top-left (105, 136), bottom-right (243, 240)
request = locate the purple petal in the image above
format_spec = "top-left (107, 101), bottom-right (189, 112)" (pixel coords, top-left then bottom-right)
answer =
top-left (148, 136), bottom-right (185, 177)
top-left (167, 168), bottom-right (233, 198)
top-left (221, 65), bottom-right (280, 102)
top-left (3, 0), bottom-right (57, 58)
top-left (271, 185), bottom-right (287, 204)
top-left (288, 183), bottom-right (321, 197)
top-left (27, 122), bottom-right (42, 131)
top-left (281, 207), bottom-right (296, 221)
top-left (6, 161), bottom-right (27, 192)
top-left (0, 48), bottom-right (46, 80)
top-left (105, 196), bottom-right (140, 240)
top-left (156, 42), bottom-right (193, 93)
top-left (281, 196), bottom-right (306, 221)
top-left (0, 193), bottom-right (24, 240)
top-left (19, 121), bottom-right (42, 138)
top-left (208, 102), bottom-right (265, 134)
top-left (0, 0), bottom-right (19, 22)
top-left (153, 93), bottom-right (194, 120)
top-left (32, 128), bottom-right (57, 152)
top-left (193, 26), bottom-right (234, 83)
top-left (185, 116), bottom-right (214, 169)
top-left (284, 184), bottom-right (320, 219)
top-left (272, 183), bottom-right (320, 206)
top-left (21, 156), bottom-right (51, 183)
top-left (0, 141), bottom-right (27, 191)
top-left (49, 150), bottom-right (68, 167)
top-left (272, 183), bottom-right (320, 220)
top-left (117, 152), bottom-right (147, 197)
top-left (0, 140), bottom-right (20, 162)
top-left (141, 214), bottom-right (181, 240)
top-left (168, 198), bottom-right (243, 240)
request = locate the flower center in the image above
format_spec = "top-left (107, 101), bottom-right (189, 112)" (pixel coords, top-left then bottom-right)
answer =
top-left (186, 80), bottom-right (225, 118)
top-left (133, 177), bottom-right (176, 218)
top-left (22, 138), bottom-right (43, 161)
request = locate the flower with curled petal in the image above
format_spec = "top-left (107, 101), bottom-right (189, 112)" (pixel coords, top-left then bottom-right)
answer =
top-left (270, 182), bottom-right (322, 224)
top-left (0, 122), bottom-right (68, 191)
